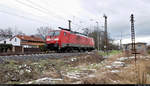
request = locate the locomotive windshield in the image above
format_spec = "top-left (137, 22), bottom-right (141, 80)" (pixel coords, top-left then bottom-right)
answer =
top-left (49, 31), bottom-right (60, 36)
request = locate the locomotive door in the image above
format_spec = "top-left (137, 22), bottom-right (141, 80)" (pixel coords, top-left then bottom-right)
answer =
top-left (64, 32), bottom-right (70, 46)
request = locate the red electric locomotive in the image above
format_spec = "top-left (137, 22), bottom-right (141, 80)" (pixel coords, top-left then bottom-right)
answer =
top-left (46, 27), bottom-right (95, 52)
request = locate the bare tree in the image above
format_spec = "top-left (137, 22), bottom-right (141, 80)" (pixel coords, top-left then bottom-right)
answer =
top-left (5, 28), bottom-right (13, 36)
top-left (16, 31), bottom-right (25, 35)
top-left (13, 27), bottom-right (25, 36)
top-left (0, 29), bottom-right (5, 35)
top-left (82, 28), bottom-right (90, 35)
top-left (82, 25), bottom-right (118, 50)
top-left (36, 26), bottom-right (52, 40)
top-left (0, 28), bottom-right (13, 37)
top-left (0, 27), bottom-right (25, 37)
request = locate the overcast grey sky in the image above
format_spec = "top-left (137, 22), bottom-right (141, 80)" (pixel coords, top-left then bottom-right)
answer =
top-left (0, 0), bottom-right (150, 44)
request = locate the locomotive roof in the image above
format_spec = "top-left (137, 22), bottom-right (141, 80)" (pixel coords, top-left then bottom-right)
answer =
top-left (58, 27), bottom-right (90, 38)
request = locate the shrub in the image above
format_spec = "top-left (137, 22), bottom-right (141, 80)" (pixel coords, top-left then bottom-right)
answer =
top-left (0, 44), bottom-right (12, 52)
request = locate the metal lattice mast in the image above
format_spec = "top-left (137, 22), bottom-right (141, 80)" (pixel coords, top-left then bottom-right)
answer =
top-left (130, 14), bottom-right (141, 84)
top-left (130, 14), bottom-right (137, 63)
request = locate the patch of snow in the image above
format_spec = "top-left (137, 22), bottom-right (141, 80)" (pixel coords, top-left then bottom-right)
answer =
top-left (113, 81), bottom-right (117, 83)
top-left (105, 65), bottom-right (112, 69)
top-left (145, 56), bottom-right (150, 59)
top-left (71, 58), bottom-right (77, 62)
top-left (64, 75), bottom-right (79, 79)
top-left (28, 81), bottom-right (33, 84)
top-left (19, 70), bottom-right (24, 75)
top-left (113, 80), bottom-right (120, 83)
top-left (32, 63), bottom-right (38, 65)
top-left (87, 52), bottom-right (92, 54)
top-left (129, 56), bottom-right (135, 59)
top-left (117, 57), bottom-right (128, 61)
top-left (72, 81), bottom-right (82, 84)
top-left (111, 61), bottom-right (125, 68)
top-left (24, 64), bottom-right (27, 67)
top-left (25, 69), bottom-right (31, 73)
top-left (81, 68), bottom-right (88, 70)
top-left (66, 73), bottom-right (80, 79)
top-left (28, 77), bottom-right (63, 84)
top-left (51, 78), bottom-right (63, 81)
top-left (19, 65), bottom-right (22, 68)
top-left (113, 61), bottom-right (124, 64)
top-left (65, 72), bottom-right (90, 80)
top-left (111, 70), bottom-right (120, 73)
top-left (91, 64), bottom-right (94, 66)
top-left (36, 77), bottom-right (50, 81)
top-left (88, 74), bottom-right (96, 78)
top-left (104, 56), bottom-right (109, 59)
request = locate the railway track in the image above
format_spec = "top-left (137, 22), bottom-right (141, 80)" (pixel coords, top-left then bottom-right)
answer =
top-left (0, 52), bottom-right (91, 63)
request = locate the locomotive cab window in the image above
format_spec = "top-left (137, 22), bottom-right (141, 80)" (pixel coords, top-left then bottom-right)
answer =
top-left (49, 31), bottom-right (60, 36)
top-left (64, 32), bottom-right (67, 36)
top-left (49, 32), bottom-right (54, 36)
top-left (54, 31), bottom-right (60, 36)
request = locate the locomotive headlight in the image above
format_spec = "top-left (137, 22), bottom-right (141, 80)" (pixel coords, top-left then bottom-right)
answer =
top-left (54, 38), bottom-right (59, 41)
top-left (47, 38), bottom-right (51, 41)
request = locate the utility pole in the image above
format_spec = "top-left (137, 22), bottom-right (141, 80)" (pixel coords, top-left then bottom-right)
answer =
top-left (96, 21), bottom-right (99, 51)
top-left (68, 20), bottom-right (71, 31)
top-left (99, 31), bottom-right (101, 50)
top-left (103, 14), bottom-right (108, 55)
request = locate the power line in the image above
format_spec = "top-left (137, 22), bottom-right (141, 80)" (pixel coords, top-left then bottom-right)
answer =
top-left (0, 10), bottom-right (50, 24)
top-left (25, 0), bottom-right (66, 21)
top-left (39, 0), bottom-right (87, 21)
top-left (15, 0), bottom-right (47, 14)
top-left (15, 0), bottom-right (84, 30)
top-left (0, 4), bottom-right (52, 24)
top-left (15, 0), bottom-right (65, 22)
top-left (15, 0), bottom-right (100, 31)
top-left (26, 0), bottom-right (97, 31)
top-left (26, 0), bottom-right (95, 31)
top-left (31, 0), bottom-right (96, 27)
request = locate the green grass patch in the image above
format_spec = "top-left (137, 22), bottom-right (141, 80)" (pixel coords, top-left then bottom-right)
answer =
top-left (109, 50), bottom-right (121, 55)
top-left (148, 50), bottom-right (150, 54)
top-left (67, 67), bottom-right (81, 72)
top-left (99, 50), bottom-right (121, 56)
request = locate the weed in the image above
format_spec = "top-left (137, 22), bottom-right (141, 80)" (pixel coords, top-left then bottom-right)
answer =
top-left (137, 63), bottom-right (147, 84)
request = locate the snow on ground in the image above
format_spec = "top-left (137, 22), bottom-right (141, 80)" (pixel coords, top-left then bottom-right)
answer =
top-left (111, 70), bottom-right (120, 73)
top-left (27, 77), bottom-right (63, 84)
top-left (117, 57), bottom-right (128, 61)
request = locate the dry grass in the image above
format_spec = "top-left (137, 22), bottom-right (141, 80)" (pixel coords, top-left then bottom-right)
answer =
top-left (2, 51), bottom-right (150, 84)
top-left (0, 51), bottom-right (104, 84)
top-left (136, 60), bottom-right (150, 84)
top-left (81, 73), bottom-right (111, 84)
top-left (80, 54), bottom-right (150, 84)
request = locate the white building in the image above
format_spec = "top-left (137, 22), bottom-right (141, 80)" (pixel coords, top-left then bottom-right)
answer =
top-left (0, 35), bottom-right (45, 48)
top-left (0, 36), bottom-right (20, 46)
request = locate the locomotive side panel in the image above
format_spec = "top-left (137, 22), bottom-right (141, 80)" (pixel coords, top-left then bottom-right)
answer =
top-left (46, 29), bottom-right (95, 52)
